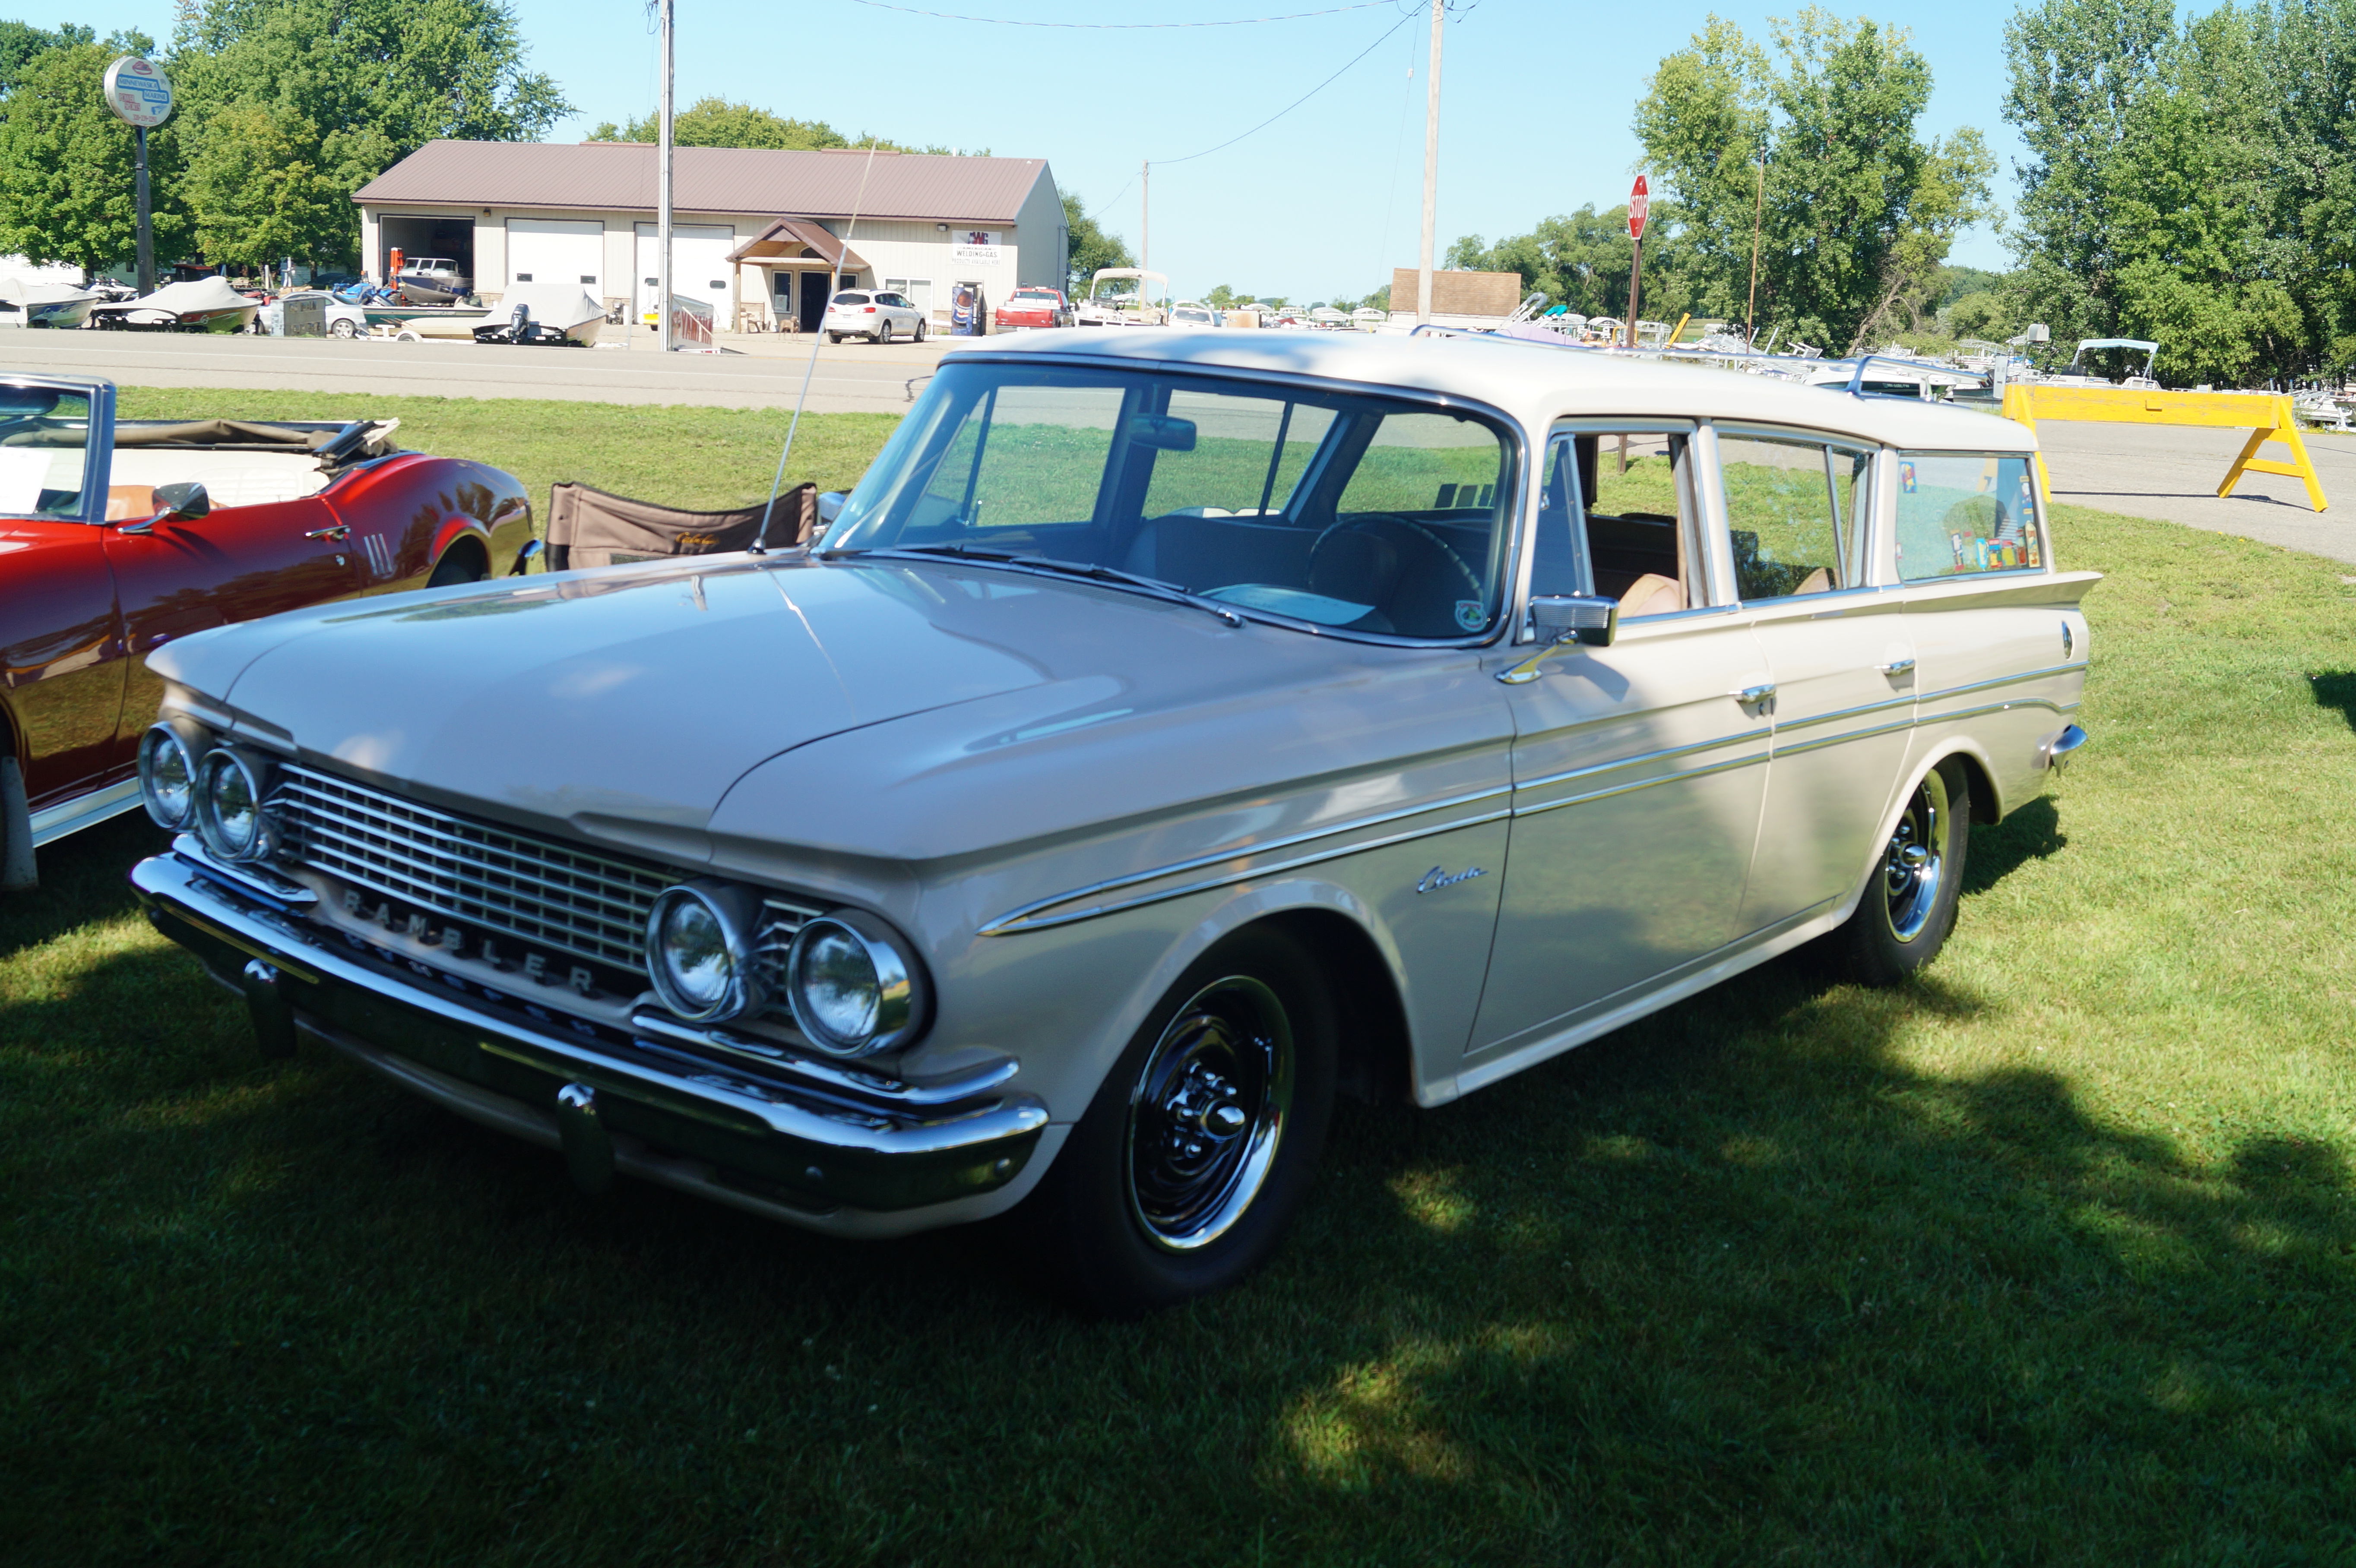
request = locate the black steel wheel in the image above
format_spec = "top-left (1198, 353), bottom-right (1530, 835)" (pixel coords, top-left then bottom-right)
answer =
top-left (1839, 756), bottom-right (1970, 984)
top-left (1024, 926), bottom-right (1336, 1315)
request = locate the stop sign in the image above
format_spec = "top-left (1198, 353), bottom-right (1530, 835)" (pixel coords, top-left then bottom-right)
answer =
top-left (1628, 174), bottom-right (1650, 240)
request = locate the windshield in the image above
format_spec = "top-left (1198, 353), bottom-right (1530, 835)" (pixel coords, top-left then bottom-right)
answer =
top-left (825, 361), bottom-right (1518, 639)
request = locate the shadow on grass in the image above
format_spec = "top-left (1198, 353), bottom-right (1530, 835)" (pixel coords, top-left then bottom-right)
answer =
top-left (0, 810), bottom-right (172, 963)
top-left (1961, 794), bottom-right (2065, 895)
top-left (2307, 669), bottom-right (2356, 733)
top-left (4, 814), bottom-right (2352, 1565)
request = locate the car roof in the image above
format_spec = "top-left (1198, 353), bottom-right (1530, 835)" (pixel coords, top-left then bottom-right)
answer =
top-left (957, 329), bottom-right (2033, 452)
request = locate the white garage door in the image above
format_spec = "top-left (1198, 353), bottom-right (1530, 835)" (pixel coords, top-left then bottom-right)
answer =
top-left (507, 218), bottom-right (605, 294)
top-left (635, 224), bottom-right (734, 322)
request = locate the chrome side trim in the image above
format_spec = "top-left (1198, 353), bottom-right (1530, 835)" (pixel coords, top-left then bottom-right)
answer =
top-left (978, 784), bottom-right (1513, 936)
top-left (1767, 692), bottom-right (1914, 737)
top-left (1514, 725), bottom-right (1764, 796)
top-left (1917, 661), bottom-right (2089, 706)
top-left (1770, 713), bottom-right (1919, 760)
top-left (1512, 747), bottom-right (1768, 818)
top-left (28, 778), bottom-right (142, 848)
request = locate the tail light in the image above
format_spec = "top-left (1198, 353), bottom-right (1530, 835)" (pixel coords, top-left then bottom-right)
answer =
top-left (861, 306), bottom-right (877, 314)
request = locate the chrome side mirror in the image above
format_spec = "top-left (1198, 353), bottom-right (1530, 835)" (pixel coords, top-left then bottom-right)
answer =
top-left (815, 491), bottom-right (847, 529)
top-left (1500, 594), bottom-right (1618, 684)
top-left (1531, 593), bottom-right (1617, 648)
top-left (153, 481), bottom-right (210, 521)
top-left (118, 480), bottom-right (210, 535)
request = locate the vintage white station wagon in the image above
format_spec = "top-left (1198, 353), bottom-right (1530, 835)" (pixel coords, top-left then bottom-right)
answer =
top-left (131, 331), bottom-right (2093, 1312)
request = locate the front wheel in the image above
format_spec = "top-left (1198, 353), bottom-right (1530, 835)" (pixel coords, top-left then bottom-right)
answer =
top-left (1024, 926), bottom-right (1336, 1316)
top-left (1838, 756), bottom-right (1970, 984)
top-left (914, 319), bottom-right (927, 342)
top-left (330, 318), bottom-right (359, 339)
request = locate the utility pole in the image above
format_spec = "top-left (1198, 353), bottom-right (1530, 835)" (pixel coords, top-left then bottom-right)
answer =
top-left (657, 0), bottom-right (674, 353)
top-left (1416, 0), bottom-right (1443, 324)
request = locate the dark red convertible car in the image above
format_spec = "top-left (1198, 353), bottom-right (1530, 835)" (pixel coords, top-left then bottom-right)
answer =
top-left (0, 373), bottom-right (536, 887)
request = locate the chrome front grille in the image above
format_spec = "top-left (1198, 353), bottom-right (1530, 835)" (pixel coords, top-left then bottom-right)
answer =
top-left (273, 765), bottom-right (681, 971)
top-left (272, 766), bottom-right (831, 1010)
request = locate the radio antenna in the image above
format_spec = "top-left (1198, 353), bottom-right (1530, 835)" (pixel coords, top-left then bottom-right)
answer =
top-left (751, 142), bottom-right (881, 555)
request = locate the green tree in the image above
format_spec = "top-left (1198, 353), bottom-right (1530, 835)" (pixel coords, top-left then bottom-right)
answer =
top-left (1447, 202), bottom-right (1690, 322)
top-left (0, 42), bottom-right (190, 272)
top-left (169, 0), bottom-right (567, 267)
top-left (2003, 0), bottom-right (2344, 384)
top-left (1635, 8), bottom-right (1993, 351)
top-left (1060, 187), bottom-right (1134, 297)
top-left (591, 98), bottom-right (848, 149)
top-left (0, 21), bottom-right (93, 97)
top-left (181, 100), bottom-right (348, 269)
top-left (588, 98), bottom-right (981, 155)
top-left (1206, 283), bottom-right (1235, 308)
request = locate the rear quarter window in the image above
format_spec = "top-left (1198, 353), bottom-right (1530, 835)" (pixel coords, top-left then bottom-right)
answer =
top-left (1894, 451), bottom-right (2043, 580)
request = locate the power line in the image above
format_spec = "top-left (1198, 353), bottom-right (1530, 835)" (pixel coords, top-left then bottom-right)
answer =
top-left (1151, 5), bottom-right (1419, 166)
top-left (850, 0), bottom-right (1390, 25)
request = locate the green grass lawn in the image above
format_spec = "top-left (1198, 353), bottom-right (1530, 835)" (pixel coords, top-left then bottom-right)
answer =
top-left (5, 397), bottom-right (2355, 1564)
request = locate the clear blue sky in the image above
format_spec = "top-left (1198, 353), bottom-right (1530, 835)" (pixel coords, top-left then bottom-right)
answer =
top-left (32, 0), bottom-right (2024, 302)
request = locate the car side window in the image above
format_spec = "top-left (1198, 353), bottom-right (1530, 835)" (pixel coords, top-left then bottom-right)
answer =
top-left (1894, 452), bottom-right (2043, 579)
top-left (1529, 429), bottom-right (1697, 618)
top-left (0, 387), bottom-right (93, 522)
top-left (1717, 431), bottom-right (1854, 601)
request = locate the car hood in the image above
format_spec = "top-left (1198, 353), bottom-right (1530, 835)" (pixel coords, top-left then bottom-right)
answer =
top-left (146, 553), bottom-right (1281, 843)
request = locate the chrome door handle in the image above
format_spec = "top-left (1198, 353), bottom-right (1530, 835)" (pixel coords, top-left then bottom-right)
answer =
top-left (304, 525), bottom-right (349, 541)
top-left (1879, 657), bottom-right (1916, 675)
top-left (1731, 681), bottom-right (1776, 705)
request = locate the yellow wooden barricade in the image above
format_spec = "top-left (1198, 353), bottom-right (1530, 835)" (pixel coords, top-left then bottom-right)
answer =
top-left (2000, 383), bottom-right (2329, 513)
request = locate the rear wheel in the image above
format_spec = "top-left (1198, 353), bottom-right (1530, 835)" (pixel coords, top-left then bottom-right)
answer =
top-left (1024, 926), bottom-right (1336, 1316)
top-left (1839, 756), bottom-right (1970, 984)
top-left (826, 331), bottom-right (842, 345)
top-left (425, 543), bottom-right (489, 588)
top-left (875, 320), bottom-right (892, 345)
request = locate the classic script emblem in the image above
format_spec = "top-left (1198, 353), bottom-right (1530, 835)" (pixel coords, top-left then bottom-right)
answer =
top-left (339, 888), bottom-right (607, 998)
top-left (1416, 865), bottom-right (1487, 894)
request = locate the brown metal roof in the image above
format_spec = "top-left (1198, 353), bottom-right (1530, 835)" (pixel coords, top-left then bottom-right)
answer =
top-left (353, 141), bottom-right (1052, 224)
top-left (725, 217), bottom-right (862, 268)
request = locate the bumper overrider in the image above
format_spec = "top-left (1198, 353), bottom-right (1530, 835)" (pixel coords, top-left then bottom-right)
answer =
top-left (130, 847), bottom-right (1050, 1229)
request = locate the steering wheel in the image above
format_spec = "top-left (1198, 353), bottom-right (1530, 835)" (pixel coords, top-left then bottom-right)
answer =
top-left (1309, 514), bottom-right (1486, 609)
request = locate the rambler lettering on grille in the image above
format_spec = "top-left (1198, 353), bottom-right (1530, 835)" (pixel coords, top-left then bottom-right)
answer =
top-left (274, 767), bottom-right (826, 986)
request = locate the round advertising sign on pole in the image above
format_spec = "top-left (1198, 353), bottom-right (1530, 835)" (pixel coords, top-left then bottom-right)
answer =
top-left (1628, 174), bottom-right (1650, 241)
top-left (102, 57), bottom-right (174, 129)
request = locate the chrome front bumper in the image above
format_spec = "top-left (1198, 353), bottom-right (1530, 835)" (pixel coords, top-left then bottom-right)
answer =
top-left (130, 851), bottom-right (1050, 1229)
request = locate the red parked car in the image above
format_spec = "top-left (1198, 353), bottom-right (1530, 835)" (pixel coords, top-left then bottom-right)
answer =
top-left (992, 286), bottom-right (1072, 332)
top-left (0, 373), bottom-right (537, 886)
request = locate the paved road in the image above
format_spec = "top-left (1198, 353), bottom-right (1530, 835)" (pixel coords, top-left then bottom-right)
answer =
top-left (10, 329), bottom-right (2354, 563)
top-left (0, 327), bottom-right (960, 413)
top-left (2036, 419), bottom-right (2356, 566)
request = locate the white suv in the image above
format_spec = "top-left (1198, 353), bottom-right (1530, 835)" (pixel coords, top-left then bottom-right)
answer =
top-left (823, 289), bottom-right (927, 344)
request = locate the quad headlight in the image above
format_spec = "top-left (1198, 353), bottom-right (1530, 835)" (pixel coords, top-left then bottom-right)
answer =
top-left (137, 721), bottom-right (205, 831)
top-left (785, 910), bottom-right (926, 1058)
top-left (644, 881), bottom-right (766, 1024)
top-left (193, 746), bottom-right (279, 863)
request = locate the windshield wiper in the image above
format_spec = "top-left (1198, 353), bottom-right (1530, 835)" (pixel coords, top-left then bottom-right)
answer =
top-left (846, 543), bottom-right (1246, 627)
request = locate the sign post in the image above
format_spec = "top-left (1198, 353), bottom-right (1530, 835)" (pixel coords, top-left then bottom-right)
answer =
top-left (1625, 174), bottom-right (1649, 350)
top-left (102, 57), bottom-right (173, 295)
